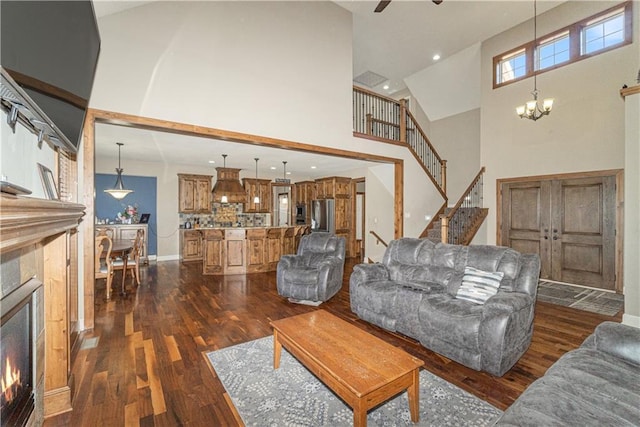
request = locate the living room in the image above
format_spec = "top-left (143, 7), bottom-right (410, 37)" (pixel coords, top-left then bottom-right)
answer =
top-left (1, 0), bottom-right (639, 425)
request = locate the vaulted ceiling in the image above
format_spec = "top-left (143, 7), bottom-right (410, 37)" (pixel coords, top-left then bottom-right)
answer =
top-left (92, 0), bottom-right (562, 177)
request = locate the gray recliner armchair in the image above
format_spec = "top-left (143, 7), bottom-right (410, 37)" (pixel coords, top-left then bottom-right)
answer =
top-left (277, 232), bottom-right (346, 304)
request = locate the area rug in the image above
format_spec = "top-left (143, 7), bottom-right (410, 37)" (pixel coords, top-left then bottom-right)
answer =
top-left (537, 280), bottom-right (624, 316)
top-left (205, 336), bottom-right (502, 426)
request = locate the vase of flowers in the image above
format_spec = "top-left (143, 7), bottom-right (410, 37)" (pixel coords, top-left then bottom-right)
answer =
top-left (118, 204), bottom-right (139, 224)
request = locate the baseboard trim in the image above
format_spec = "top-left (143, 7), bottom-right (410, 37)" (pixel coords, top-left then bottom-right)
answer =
top-left (622, 313), bottom-right (640, 328)
top-left (156, 254), bottom-right (180, 262)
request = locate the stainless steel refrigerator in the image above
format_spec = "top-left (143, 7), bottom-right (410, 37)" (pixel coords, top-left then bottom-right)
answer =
top-left (311, 199), bottom-right (335, 233)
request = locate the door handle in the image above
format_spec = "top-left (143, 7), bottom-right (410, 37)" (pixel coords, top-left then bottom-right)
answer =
top-left (553, 236), bottom-right (559, 240)
top-left (543, 236), bottom-right (548, 240)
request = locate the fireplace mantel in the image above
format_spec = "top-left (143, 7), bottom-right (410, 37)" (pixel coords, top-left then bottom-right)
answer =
top-left (0, 195), bottom-right (85, 254)
top-left (0, 194), bottom-right (85, 420)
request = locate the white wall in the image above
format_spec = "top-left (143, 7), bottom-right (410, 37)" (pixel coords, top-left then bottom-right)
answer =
top-left (0, 112), bottom-right (56, 199)
top-left (91, 1), bottom-right (353, 149)
top-left (366, 164), bottom-right (395, 262)
top-left (429, 108), bottom-right (482, 206)
top-left (480, 1), bottom-right (639, 323)
top-left (480, 1), bottom-right (638, 244)
top-left (405, 43), bottom-right (482, 122)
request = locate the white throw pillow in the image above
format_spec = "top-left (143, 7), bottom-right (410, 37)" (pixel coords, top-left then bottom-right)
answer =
top-left (456, 266), bottom-right (504, 304)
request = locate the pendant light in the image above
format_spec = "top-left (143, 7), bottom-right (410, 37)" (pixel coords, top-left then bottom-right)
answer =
top-left (220, 154), bottom-right (228, 203)
top-left (253, 158), bottom-right (260, 204)
top-left (515, 0), bottom-right (554, 121)
top-left (282, 161), bottom-right (288, 205)
top-left (104, 142), bottom-right (133, 200)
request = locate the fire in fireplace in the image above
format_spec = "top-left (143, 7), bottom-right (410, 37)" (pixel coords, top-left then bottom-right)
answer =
top-left (1, 286), bottom-right (34, 427)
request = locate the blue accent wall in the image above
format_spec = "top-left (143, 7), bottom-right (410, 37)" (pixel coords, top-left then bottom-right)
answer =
top-left (95, 174), bottom-right (157, 256)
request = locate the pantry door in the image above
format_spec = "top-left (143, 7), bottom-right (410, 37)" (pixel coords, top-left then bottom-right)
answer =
top-left (499, 172), bottom-right (620, 291)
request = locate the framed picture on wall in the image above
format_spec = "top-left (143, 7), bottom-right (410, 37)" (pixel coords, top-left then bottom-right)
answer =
top-left (37, 163), bottom-right (59, 200)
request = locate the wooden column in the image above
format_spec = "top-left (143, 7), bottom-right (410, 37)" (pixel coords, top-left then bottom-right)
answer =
top-left (43, 231), bottom-right (71, 417)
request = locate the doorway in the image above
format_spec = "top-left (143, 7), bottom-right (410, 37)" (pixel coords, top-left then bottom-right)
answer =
top-left (498, 170), bottom-right (622, 292)
top-left (277, 193), bottom-right (289, 226)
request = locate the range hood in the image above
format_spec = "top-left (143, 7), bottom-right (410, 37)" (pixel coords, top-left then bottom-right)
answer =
top-left (211, 167), bottom-right (246, 204)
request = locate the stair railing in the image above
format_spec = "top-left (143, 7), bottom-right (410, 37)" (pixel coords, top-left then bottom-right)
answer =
top-left (353, 86), bottom-right (446, 197)
top-left (404, 108), bottom-right (446, 195)
top-left (441, 167), bottom-right (486, 245)
top-left (369, 230), bottom-right (388, 248)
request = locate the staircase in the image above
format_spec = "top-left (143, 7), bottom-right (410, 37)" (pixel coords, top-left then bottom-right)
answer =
top-left (425, 207), bottom-right (488, 245)
top-left (422, 167), bottom-right (487, 245)
top-left (353, 86), bottom-right (486, 245)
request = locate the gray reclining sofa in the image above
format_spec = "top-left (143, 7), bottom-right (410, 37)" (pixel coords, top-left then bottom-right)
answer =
top-left (495, 321), bottom-right (640, 425)
top-left (350, 238), bottom-right (540, 376)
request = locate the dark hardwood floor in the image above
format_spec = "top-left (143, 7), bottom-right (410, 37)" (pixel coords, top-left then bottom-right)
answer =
top-left (45, 258), bottom-right (621, 426)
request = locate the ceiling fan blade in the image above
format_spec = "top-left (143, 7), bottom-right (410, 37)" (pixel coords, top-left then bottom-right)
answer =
top-left (374, 0), bottom-right (391, 13)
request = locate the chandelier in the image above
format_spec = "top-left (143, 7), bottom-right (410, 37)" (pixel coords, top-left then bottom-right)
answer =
top-left (104, 142), bottom-right (133, 200)
top-left (516, 0), bottom-right (554, 121)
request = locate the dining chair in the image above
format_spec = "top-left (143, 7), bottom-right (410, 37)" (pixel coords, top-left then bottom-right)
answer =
top-left (112, 229), bottom-right (144, 287)
top-left (96, 227), bottom-right (115, 239)
top-left (95, 234), bottom-right (114, 300)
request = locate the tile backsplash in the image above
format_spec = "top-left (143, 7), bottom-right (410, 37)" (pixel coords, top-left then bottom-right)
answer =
top-left (179, 203), bottom-right (270, 228)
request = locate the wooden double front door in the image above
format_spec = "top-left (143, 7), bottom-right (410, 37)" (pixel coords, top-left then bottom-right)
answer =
top-left (499, 172), bottom-right (621, 291)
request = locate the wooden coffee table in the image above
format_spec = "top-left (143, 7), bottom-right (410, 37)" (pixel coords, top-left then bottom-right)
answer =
top-left (270, 310), bottom-right (424, 427)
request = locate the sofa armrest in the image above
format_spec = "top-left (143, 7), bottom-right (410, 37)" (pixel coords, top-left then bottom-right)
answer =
top-left (483, 292), bottom-right (533, 316)
top-left (512, 254), bottom-right (541, 295)
top-left (479, 292), bottom-right (536, 376)
top-left (351, 263), bottom-right (390, 283)
top-left (583, 321), bottom-right (640, 366)
top-left (277, 254), bottom-right (305, 270)
top-left (315, 255), bottom-right (343, 269)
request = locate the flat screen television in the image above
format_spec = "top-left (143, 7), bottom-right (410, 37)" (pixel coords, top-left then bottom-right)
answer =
top-left (1, 1), bottom-right (101, 153)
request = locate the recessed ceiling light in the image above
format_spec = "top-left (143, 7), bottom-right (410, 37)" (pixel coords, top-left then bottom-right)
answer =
top-left (270, 166), bottom-right (277, 170)
top-left (208, 160), bottom-right (215, 164)
top-left (311, 166), bottom-right (317, 169)
top-left (433, 54), bottom-right (441, 61)
top-left (383, 84), bottom-right (389, 90)
top-left (286, 172), bottom-right (291, 175)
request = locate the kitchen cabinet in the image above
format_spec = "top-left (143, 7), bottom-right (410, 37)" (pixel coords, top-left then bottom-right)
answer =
top-left (203, 226), bottom-right (308, 275)
top-left (246, 228), bottom-right (268, 273)
top-left (242, 178), bottom-right (272, 213)
top-left (314, 177), bottom-right (351, 199)
top-left (334, 197), bottom-right (350, 231)
top-left (180, 230), bottom-right (203, 262)
top-left (178, 174), bottom-right (212, 213)
top-left (224, 229), bottom-right (246, 274)
top-left (202, 229), bottom-right (224, 274)
top-left (266, 228), bottom-right (283, 270)
top-left (294, 181), bottom-right (315, 205)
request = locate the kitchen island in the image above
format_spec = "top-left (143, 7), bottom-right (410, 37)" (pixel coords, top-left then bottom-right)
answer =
top-left (198, 225), bottom-right (309, 275)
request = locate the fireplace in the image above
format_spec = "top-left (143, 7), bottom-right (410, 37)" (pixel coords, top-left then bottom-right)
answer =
top-left (0, 279), bottom-right (42, 427)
